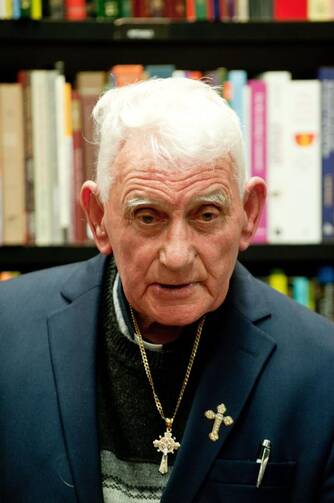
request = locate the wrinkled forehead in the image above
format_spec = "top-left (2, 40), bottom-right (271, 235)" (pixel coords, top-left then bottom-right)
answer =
top-left (112, 139), bottom-right (236, 184)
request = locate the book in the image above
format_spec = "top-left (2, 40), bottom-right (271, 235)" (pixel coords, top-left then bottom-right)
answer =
top-left (55, 74), bottom-right (70, 243)
top-left (145, 65), bottom-right (175, 78)
top-left (249, 79), bottom-right (267, 243)
top-left (227, 69), bottom-right (247, 126)
top-left (282, 80), bottom-right (322, 243)
top-left (17, 70), bottom-right (35, 244)
top-left (267, 269), bottom-right (289, 295)
top-left (65, 0), bottom-right (86, 19)
top-left (76, 71), bottom-right (107, 181)
top-left (30, 0), bottom-right (42, 18)
top-left (308, 0), bottom-right (332, 20)
top-left (31, 70), bottom-right (55, 245)
top-left (318, 67), bottom-right (334, 241)
top-left (249, 0), bottom-right (273, 20)
top-left (261, 71), bottom-right (292, 244)
top-left (316, 266), bottom-right (334, 320)
top-left (0, 84), bottom-right (26, 244)
top-left (291, 276), bottom-right (311, 308)
top-left (236, 0), bottom-right (249, 21)
top-left (71, 90), bottom-right (87, 243)
top-left (111, 65), bottom-right (145, 87)
top-left (165, 0), bottom-right (185, 17)
top-left (274, 0), bottom-right (307, 20)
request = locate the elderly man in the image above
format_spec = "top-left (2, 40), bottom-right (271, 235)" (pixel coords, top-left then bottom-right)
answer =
top-left (1, 78), bottom-right (334, 503)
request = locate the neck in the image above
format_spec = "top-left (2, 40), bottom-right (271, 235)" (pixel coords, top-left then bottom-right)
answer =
top-left (136, 315), bottom-right (184, 345)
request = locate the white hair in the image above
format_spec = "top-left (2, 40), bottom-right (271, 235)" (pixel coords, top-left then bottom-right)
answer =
top-left (92, 78), bottom-right (246, 203)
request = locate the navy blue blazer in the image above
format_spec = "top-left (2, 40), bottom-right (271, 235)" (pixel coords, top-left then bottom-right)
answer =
top-left (1, 254), bottom-right (334, 502)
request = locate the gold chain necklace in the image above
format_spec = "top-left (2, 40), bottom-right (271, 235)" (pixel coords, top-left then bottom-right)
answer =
top-left (130, 306), bottom-right (206, 475)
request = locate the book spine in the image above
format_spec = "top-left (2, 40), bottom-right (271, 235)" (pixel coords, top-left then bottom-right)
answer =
top-left (0, 85), bottom-right (26, 244)
top-left (284, 80), bottom-right (322, 243)
top-left (308, 0), bottom-right (332, 20)
top-left (262, 71), bottom-right (291, 244)
top-left (71, 90), bottom-right (87, 243)
top-left (65, 0), bottom-right (86, 19)
top-left (274, 0), bottom-right (307, 20)
top-left (249, 79), bottom-right (267, 243)
top-left (318, 68), bottom-right (334, 241)
top-left (30, 0), bottom-right (42, 18)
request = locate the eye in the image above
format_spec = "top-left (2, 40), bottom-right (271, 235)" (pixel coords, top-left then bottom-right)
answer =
top-left (134, 208), bottom-right (162, 226)
top-left (196, 206), bottom-right (221, 222)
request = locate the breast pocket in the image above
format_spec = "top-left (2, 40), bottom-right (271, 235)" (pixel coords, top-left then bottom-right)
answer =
top-left (195, 459), bottom-right (296, 503)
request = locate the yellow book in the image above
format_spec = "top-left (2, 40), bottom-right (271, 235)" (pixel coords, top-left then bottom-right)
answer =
top-left (268, 269), bottom-right (289, 296)
top-left (308, 0), bottom-right (332, 20)
top-left (31, 0), bottom-right (42, 19)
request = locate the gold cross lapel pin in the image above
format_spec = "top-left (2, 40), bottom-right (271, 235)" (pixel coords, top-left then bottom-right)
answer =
top-left (204, 403), bottom-right (234, 442)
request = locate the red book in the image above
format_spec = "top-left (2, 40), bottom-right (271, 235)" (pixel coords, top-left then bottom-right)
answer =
top-left (274, 0), bottom-right (307, 20)
top-left (65, 0), bottom-right (87, 20)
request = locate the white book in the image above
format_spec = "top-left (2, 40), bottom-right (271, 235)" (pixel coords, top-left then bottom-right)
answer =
top-left (262, 71), bottom-right (292, 243)
top-left (31, 71), bottom-right (54, 245)
top-left (270, 80), bottom-right (321, 243)
top-left (56, 74), bottom-right (70, 242)
top-left (237, 0), bottom-right (249, 21)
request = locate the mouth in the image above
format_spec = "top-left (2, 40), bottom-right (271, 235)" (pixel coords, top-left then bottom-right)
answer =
top-left (150, 282), bottom-right (198, 300)
top-left (159, 283), bottom-right (192, 289)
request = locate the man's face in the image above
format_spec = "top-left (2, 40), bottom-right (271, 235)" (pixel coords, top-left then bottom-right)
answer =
top-left (100, 144), bottom-right (250, 328)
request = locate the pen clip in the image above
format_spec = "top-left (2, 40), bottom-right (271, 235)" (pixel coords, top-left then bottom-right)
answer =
top-left (256, 439), bottom-right (271, 488)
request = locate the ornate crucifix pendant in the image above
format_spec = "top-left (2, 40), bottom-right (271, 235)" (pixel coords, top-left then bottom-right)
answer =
top-left (153, 419), bottom-right (180, 475)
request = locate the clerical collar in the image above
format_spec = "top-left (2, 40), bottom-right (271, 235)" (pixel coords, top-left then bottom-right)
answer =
top-left (112, 273), bottom-right (163, 352)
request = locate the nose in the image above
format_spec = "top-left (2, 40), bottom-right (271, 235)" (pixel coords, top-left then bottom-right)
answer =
top-left (159, 220), bottom-right (196, 272)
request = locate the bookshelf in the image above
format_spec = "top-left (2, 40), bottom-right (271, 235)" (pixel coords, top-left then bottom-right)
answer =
top-left (1, 244), bottom-right (333, 276)
top-left (1, 20), bottom-right (334, 276)
top-left (2, 20), bottom-right (334, 82)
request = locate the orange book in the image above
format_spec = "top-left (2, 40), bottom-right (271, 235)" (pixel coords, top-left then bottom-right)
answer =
top-left (186, 0), bottom-right (195, 20)
top-left (111, 65), bottom-right (145, 87)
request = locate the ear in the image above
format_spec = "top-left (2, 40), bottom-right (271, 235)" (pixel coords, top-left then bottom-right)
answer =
top-left (239, 177), bottom-right (266, 252)
top-left (80, 181), bottom-right (112, 255)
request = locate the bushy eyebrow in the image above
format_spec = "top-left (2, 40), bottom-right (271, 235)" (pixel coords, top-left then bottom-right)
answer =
top-left (191, 191), bottom-right (230, 207)
top-left (123, 191), bottom-right (231, 217)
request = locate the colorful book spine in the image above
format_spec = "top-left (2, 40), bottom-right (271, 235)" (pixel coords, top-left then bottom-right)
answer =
top-left (249, 79), bottom-right (267, 243)
top-left (308, 0), bottom-right (332, 20)
top-left (274, 0), bottom-right (307, 19)
top-left (30, 0), bottom-right (42, 18)
top-left (228, 69), bottom-right (247, 127)
top-left (318, 67), bottom-right (334, 241)
top-left (0, 84), bottom-right (26, 244)
top-left (262, 71), bottom-right (291, 244)
top-left (268, 269), bottom-right (289, 296)
top-left (65, 0), bottom-right (86, 19)
top-left (284, 80), bottom-right (322, 243)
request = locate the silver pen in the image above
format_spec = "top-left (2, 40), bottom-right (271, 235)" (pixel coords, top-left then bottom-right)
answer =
top-left (256, 439), bottom-right (271, 488)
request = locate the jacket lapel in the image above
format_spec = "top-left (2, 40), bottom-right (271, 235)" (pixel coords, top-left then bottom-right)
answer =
top-left (162, 263), bottom-right (277, 503)
top-left (47, 254), bottom-right (107, 503)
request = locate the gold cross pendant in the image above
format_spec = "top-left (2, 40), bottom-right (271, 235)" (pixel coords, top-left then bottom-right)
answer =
top-left (153, 419), bottom-right (180, 475)
top-left (204, 403), bottom-right (234, 442)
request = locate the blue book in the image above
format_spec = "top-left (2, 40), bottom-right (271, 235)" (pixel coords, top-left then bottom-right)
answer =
top-left (318, 67), bottom-right (334, 241)
top-left (292, 277), bottom-right (310, 308)
top-left (227, 69), bottom-right (247, 129)
top-left (145, 65), bottom-right (176, 79)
